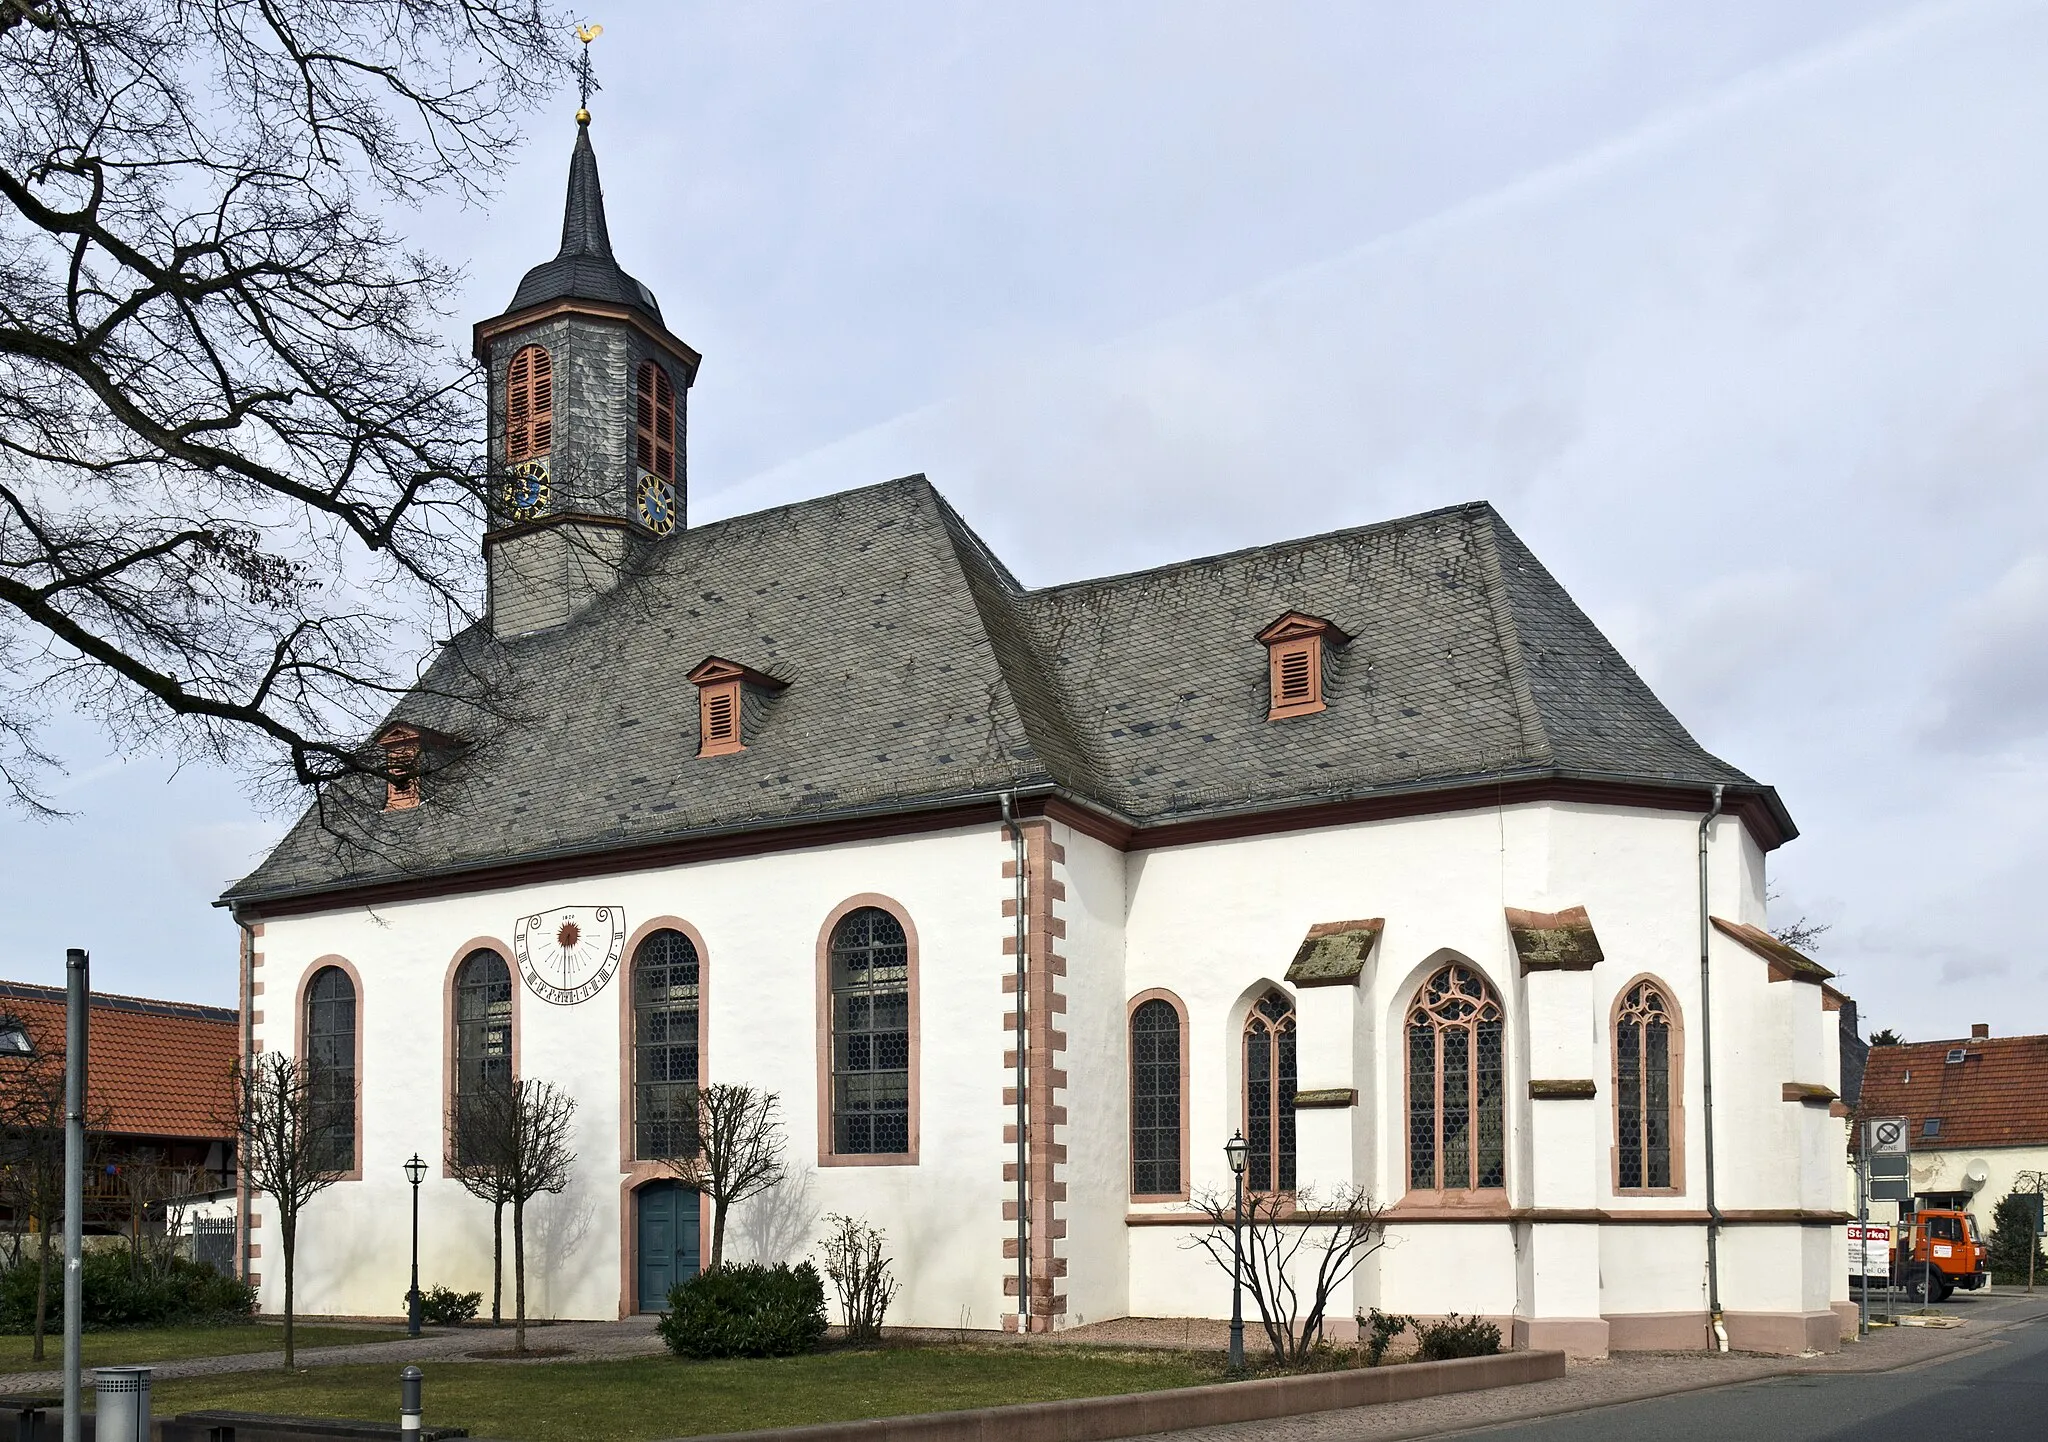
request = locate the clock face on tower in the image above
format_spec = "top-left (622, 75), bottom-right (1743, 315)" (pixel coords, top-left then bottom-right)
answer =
top-left (512, 904), bottom-right (626, 1005)
top-left (636, 472), bottom-right (677, 535)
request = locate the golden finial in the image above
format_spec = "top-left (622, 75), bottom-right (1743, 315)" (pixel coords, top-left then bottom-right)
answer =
top-left (574, 23), bottom-right (603, 124)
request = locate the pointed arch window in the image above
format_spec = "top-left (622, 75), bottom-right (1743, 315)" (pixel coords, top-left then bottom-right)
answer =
top-left (304, 966), bottom-right (357, 1173)
top-left (1406, 963), bottom-right (1505, 1193)
top-left (453, 948), bottom-right (513, 1162)
top-left (635, 361), bottom-right (677, 481)
top-left (1616, 980), bottom-right (1676, 1190)
top-left (505, 345), bottom-right (554, 463)
top-left (633, 929), bottom-right (701, 1160)
top-left (1130, 995), bottom-right (1186, 1198)
top-left (828, 906), bottom-right (911, 1156)
top-left (1243, 991), bottom-right (1297, 1193)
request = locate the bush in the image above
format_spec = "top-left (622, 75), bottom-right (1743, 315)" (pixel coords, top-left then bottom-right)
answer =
top-left (0, 1251), bottom-right (254, 1333)
top-left (1415, 1313), bottom-right (1501, 1361)
top-left (408, 1285), bottom-right (481, 1327)
top-left (1986, 1190), bottom-right (2047, 1285)
top-left (658, 1262), bottom-right (828, 1359)
top-left (1359, 1308), bottom-right (1413, 1365)
top-left (818, 1214), bottom-right (899, 1343)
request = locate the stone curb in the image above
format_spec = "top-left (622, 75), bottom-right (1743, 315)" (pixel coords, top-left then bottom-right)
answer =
top-left (655, 1351), bottom-right (1567, 1442)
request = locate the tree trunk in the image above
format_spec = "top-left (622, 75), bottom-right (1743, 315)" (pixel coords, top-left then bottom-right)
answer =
top-left (31, 1222), bottom-right (50, 1363)
top-left (491, 1196), bottom-right (504, 1326)
top-left (282, 1212), bottom-right (297, 1369)
top-left (512, 1196), bottom-right (527, 1355)
top-left (709, 1193), bottom-right (727, 1273)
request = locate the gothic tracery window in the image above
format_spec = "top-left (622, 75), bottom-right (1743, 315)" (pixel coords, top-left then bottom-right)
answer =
top-left (829, 906), bottom-right (911, 1156)
top-left (1406, 963), bottom-right (1505, 1192)
top-left (1616, 980), bottom-right (1675, 1190)
top-left (633, 929), bottom-right (701, 1160)
top-left (1130, 997), bottom-right (1184, 1197)
top-left (1243, 990), bottom-right (1297, 1193)
top-left (304, 966), bottom-right (357, 1172)
top-left (453, 948), bottom-right (513, 1162)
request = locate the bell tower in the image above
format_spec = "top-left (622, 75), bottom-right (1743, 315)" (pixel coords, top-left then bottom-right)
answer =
top-left (474, 59), bottom-right (700, 638)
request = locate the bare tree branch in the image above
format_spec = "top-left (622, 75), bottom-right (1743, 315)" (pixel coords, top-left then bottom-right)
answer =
top-left (1182, 1185), bottom-right (1391, 1368)
top-left (654, 1083), bottom-right (788, 1274)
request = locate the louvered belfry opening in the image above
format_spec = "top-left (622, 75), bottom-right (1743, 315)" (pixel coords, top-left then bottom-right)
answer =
top-left (636, 361), bottom-right (676, 480)
top-left (686, 656), bottom-right (788, 758)
top-left (505, 344), bottom-right (554, 463)
top-left (1257, 610), bottom-right (1349, 721)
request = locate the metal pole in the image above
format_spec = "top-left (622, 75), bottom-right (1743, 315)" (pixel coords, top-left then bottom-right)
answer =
top-left (1228, 1168), bottom-right (1244, 1371)
top-left (61, 950), bottom-right (88, 1442)
top-left (1857, 1149), bottom-right (1869, 1336)
top-left (399, 1366), bottom-right (421, 1440)
top-left (408, 1178), bottom-right (422, 1337)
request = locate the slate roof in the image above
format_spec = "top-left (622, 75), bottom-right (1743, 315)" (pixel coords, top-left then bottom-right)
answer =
top-left (501, 122), bottom-right (662, 325)
top-left (226, 478), bottom-right (1783, 907)
top-left (1857, 1034), bottom-right (2048, 1152)
top-left (0, 983), bottom-right (237, 1140)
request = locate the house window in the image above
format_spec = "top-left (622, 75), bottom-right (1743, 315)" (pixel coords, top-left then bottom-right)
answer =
top-left (453, 948), bottom-right (513, 1161)
top-left (1615, 980), bottom-right (1675, 1190)
top-left (304, 966), bottom-right (357, 1173)
top-left (633, 929), bottom-right (700, 1160)
top-left (1255, 612), bottom-right (1348, 721)
top-left (1407, 963), bottom-right (1505, 1192)
top-left (505, 345), bottom-right (554, 463)
top-left (829, 907), bottom-right (911, 1156)
top-left (635, 361), bottom-right (677, 481)
top-left (1923, 1118), bottom-right (1942, 1138)
top-left (1130, 996), bottom-right (1185, 1197)
top-left (1243, 991), bottom-right (1297, 1193)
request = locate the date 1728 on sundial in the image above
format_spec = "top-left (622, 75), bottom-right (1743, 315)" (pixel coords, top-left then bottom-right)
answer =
top-left (512, 905), bottom-right (626, 1005)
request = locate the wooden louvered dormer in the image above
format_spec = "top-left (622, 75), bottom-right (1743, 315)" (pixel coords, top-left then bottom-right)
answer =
top-left (1256, 612), bottom-right (1350, 721)
top-left (686, 657), bottom-right (789, 758)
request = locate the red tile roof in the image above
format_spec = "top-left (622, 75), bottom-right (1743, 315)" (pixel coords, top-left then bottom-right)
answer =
top-left (0, 982), bottom-right (236, 1141)
top-left (1856, 1033), bottom-right (2048, 1151)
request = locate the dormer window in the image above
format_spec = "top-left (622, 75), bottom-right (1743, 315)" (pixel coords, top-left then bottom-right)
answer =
top-left (1256, 612), bottom-right (1349, 721)
top-left (380, 725), bottom-right (423, 811)
top-left (687, 657), bottom-right (788, 758)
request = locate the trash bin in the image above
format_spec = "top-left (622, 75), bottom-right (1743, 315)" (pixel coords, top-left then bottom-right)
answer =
top-left (91, 1368), bottom-right (150, 1442)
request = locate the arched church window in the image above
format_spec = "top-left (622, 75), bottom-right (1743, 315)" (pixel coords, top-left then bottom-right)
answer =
top-left (1130, 995), bottom-right (1185, 1198)
top-left (1406, 963), bottom-right (1505, 1192)
top-left (1616, 979), bottom-right (1677, 1190)
top-left (453, 948), bottom-right (513, 1162)
top-left (505, 345), bottom-right (554, 463)
top-left (828, 906), bottom-right (911, 1156)
top-left (633, 928), bottom-right (700, 1160)
top-left (303, 965), bottom-right (357, 1172)
top-left (1243, 990), bottom-right (1296, 1193)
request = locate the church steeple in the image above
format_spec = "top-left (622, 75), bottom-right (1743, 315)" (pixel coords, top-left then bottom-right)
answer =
top-left (474, 95), bottom-right (701, 639)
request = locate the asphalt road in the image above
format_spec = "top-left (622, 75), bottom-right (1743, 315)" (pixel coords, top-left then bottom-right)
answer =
top-left (1449, 1301), bottom-right (2048, 1441)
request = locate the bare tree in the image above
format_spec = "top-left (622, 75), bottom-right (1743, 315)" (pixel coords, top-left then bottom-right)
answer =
top-left (0, 0), bottom-right (571, 817)
top-left (655, 1083), bottom-right (788, 1273)
top-left (118, 1157), bottom-right (209, 1277)
top-left (818, 1213), bottom-right (898, 1343)
top-left (0, 1046), bottom-right (102, 1361)
top-left (446, 1078), bottom-right (575, 1353)
top-left (1183, 1185), bottom-right (1392, 1368)
top-left (230, 1051), bottom-right (353, 1367)
top-left (446, 1087), bottom-right (515, 1326)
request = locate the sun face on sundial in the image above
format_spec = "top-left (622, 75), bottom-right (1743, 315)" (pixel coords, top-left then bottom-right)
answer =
top-left (512, 904), bottom-right (625, 1005)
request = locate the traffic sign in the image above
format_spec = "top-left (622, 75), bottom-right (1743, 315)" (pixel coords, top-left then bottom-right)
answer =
top-left (1867, 1117), bottom-right (1908, 1154)
top-left (1870, 1153), bottom-right (1910, 1181)
top-left (1872, 1175), bottom-right (1911, 1203)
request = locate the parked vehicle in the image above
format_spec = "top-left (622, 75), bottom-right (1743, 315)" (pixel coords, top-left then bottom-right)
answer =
top-left (1892, 1207), bottom-right (1989, 1304)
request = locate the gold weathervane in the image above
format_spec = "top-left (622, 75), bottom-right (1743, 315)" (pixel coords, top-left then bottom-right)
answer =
top-left (574, 23), bottom-right (603, 124)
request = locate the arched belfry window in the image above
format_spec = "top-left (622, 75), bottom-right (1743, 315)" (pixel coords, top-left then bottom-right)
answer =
top-left (1130, 997), bottom-right (1184, 1197)
top-left (505, 345), bottom-right (553, 463)
top-left (453, 948), bottom-right (513, 1161)
top-left (1616, 980), bottom-right (1676, 1190)
top-left (635, 361), bottom-right (676, 481)
top-left (304, 966), bottom-right (357, 1172)
top-left (633, 929), bottom-right (701, 1160)
top-left (1243, 991), bottom-right (1297, 1193)
top-left (828, 907), bottom-right (911, 1156)
top-left (1406, 963), bottom-right (1505, 1192)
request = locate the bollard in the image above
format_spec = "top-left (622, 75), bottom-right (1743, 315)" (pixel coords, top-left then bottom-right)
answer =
top-left (399, 1366), bottom-right (422, 1439)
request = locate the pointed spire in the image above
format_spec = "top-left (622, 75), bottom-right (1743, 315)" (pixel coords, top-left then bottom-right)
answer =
top-left (557, 120), bottom-right (615, 261)
top-left (501, 117), bottom-right (661, 324)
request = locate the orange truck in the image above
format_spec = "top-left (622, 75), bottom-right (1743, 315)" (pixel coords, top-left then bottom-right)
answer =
top-left (1891, 1208), bottom-right (1990, 1304)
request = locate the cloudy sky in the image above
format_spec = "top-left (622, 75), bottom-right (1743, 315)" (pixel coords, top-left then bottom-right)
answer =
top-left (3, 0), bottom-right (2043, 1044)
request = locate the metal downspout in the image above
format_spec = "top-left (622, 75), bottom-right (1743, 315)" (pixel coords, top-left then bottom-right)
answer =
top-left (1699, 784), bottom-right (1728, 1352)
top-left (238, 919), bottom-right (256, 1288)
top-left (1001, 793), bottom-right (1029, 1332)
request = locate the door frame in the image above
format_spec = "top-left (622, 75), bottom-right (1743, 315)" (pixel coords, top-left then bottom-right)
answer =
top-left (625, 1176), bottom-right (705, 1314)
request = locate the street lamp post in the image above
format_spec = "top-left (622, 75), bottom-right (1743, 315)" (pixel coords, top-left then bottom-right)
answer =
top-left (1224, 1131), bottom-right (1248, 1372)
top-left (403, 1154), bottom-right (428, 1336)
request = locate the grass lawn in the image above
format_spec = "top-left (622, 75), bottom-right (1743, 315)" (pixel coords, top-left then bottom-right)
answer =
top-left (145, 1347), bottom-right (1225, 1442)
top-left (0, 1325), bottom-right (409, 1372)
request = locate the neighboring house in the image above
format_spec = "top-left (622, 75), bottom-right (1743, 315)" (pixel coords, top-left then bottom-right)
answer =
top-left (1856, 1026), bottom-right (2048, 1217)
top-left (222, 112), bottom-right (1852, 1357)
top-left (0, 981), bottom-right (238, 1238)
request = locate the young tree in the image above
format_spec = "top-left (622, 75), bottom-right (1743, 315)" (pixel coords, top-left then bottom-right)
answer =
top-left (447, 1078), bottom-right (576, 1353)
top-left (0, 1047), bottom-right (101, 1361)
top-left (446, 1090), bottom-right (516, 1326)
top-left (1183, 1185), bottom-right (1391, 1368)
top-left (0, 0), bottom-right (568, 816)
top-left (655, 1084), bottom-right (788, 1273)
top-left (231, 1052), bottom-right (354, 1367)
top-left (1988, 1185), bottom-right (2048, 1284)
top-left (818, 1213), bottom-right (899, 1343)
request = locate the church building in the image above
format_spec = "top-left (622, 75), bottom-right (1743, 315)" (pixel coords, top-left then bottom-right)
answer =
top-left (223, 112), bottom-right (1855, 1358)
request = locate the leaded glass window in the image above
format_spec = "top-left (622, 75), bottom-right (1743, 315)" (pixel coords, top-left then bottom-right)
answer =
top-left (830, 907), bottom-right (911, 1156)
top-left (1131, 998), bottom-right (1183, 1196)
top-left (304, 966), bottom-right (356, 1172)
top-left (1406, 963), bottom-right (1505, 1192)
top-left (1616, 981), bottom-right (1674, 1189)
top-left (453, 948), bottom-right (513, 1163)
top-left (1243, 991), bottom-right (1297, 1193)
top-left (634, 929), bottom-right (701, 1160)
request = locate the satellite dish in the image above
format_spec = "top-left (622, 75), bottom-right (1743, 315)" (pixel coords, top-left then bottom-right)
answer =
top-left (1964, 1159), bottom-right (1991, 1190)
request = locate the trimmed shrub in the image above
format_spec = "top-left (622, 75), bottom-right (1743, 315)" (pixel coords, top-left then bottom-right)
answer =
top-left (0, 1251), bottom-right (254, 1333)
top-left (1359, 1308), bottom-right (1414, 1366)
top-left (658, 1262), bottom-right (828, 1359)
top-left (410, 1285), bottom-right (482, 1326)
top-left (1415, 1313), bottom-right (1501, 1361)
